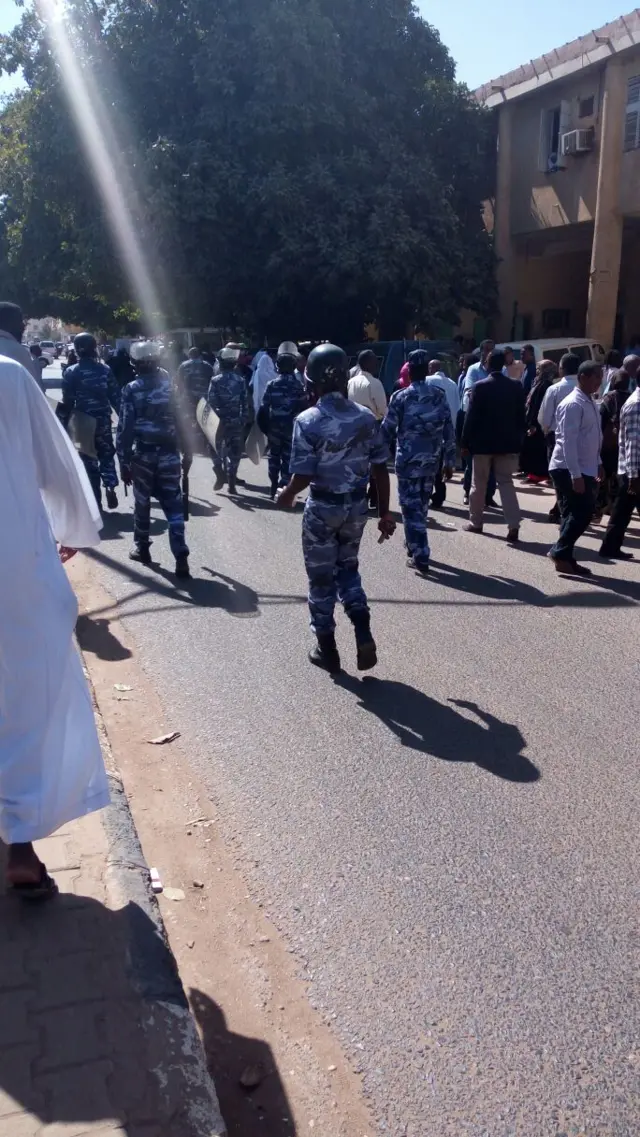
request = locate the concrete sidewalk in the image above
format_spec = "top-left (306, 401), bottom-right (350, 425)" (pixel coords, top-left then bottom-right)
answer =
top-left (0, 795), bottom-right (225, 1136)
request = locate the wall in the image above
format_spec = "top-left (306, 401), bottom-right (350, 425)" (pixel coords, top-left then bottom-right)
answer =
top-left (509, 248), bottom-right (591, 340)
top-left (506, 50), bottom-right (640, 237)
top-left (509, 73), bottom-right (600, 235)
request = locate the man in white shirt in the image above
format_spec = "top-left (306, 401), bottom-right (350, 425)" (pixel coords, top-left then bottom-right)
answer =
top-left (548, 361), bottom-right (603, 576)
top-left (347, 350), bottom-right (387, 421)
top-left (0, 301), bottom-right (44, 386)
top-left (538, 353), bottom-right (581, 522)
top-left (427, 358), bottom-right (459, 508)
top-left (462, 339), bottom-right (494, 412)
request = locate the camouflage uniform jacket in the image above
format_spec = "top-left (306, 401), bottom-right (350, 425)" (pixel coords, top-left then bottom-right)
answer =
top-left (382, 380), bottom-right (456, 477)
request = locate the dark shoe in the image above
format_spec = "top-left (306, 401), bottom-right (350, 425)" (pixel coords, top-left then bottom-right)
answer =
top-left (351, 611), bottom-right (378, 671)
top-left (130, 546), bottom-right (151, 566)
top-left (486, 498), bottom-right (499, 509)
top-left (105, 487), bottom-right (118, 510)
top-left (270, 484), bottom-right (279, 501)
top-left (309, 634), bottom-right (341, 674)
top-left (214, 474), bottom-right (225, 491)
top-left (548, 505), bottom-right (560, 523)
top-left (464, 523), bottom-right (483, 534)
top-left (407, 556), bottom-right (430, 575)
top-left (571, 562), bottom-right (593, 577)
top-left (506, 528), bottom-right (520, 545)
top-left (227, 480), bottom-right (238, 496)
top-left (553, 558), bottom-right (591, 577)
top-left (175, 555), bottom-right (191, 579)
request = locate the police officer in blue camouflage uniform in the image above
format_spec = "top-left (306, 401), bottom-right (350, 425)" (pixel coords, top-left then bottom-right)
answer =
top-left (256, 340), bottom-right (308, 499)
top-left (116, 341), bottom-right (192, 578)
top-left (207, 345), bottom-right (248, 495)
top-left (175, 346), bottom-right (214, 449)
top-left (382, 348), bottom-right (456, 575)
top-left (278, 344), bottom-right (396, 673)
top-left (57, 332), bottom-right (122, 510)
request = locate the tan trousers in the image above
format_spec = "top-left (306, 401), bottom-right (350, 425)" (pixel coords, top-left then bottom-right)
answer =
top-left (470, 454), bottom-right (521, 530)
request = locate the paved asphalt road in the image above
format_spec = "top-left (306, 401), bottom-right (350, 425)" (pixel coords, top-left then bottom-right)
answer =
top-left (60, 365), bottom-right (639, 1135)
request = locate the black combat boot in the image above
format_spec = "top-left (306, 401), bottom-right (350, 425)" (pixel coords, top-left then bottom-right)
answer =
top-left (130, 544), bottom-right (151, 566)
top-left (308, 633), bottom-right (341, 674)
top-left (214, 472), bottom-right (226, 491)
top-left (105, 487), bottom-right (118, 510)
top-left (175, 555), bottom-right (191, 579)
top-left (351, 610), bottom-right (377, 671)
top-left (227, 478), bottom-right (238, 496)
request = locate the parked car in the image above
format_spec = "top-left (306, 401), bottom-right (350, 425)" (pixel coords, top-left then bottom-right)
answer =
top-left (495, 338), bottom-right (605, 367)
top-left (39, 339), bottom-right (55, 362)
top-left (346, 339), bottom-right (459, 395)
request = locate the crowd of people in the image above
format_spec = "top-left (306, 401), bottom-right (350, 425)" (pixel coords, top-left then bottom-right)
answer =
top-left (2, 302), bottom-right (639, 674)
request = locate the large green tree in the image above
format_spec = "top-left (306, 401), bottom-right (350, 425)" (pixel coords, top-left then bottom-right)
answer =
top-left (0, 0), bottom-right (496, 339)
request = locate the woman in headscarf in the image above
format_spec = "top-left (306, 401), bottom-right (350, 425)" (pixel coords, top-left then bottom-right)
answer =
top-left (594, 368), bottom-right (632, 521)
top-left (519, 359), bottom-right (558, 482)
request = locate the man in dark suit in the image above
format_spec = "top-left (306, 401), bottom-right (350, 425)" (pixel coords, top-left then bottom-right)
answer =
top-left (462, 349), bottom-right (526, 543)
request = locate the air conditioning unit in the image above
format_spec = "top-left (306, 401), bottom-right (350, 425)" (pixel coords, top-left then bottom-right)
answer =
top-left (561, 129), bottom-right (594, 156)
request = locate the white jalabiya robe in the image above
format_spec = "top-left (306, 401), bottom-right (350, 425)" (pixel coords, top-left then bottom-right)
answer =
top-left (251, 350), bottom-right (277, 415)
top-left (0, 355), bottom-right (109, 844)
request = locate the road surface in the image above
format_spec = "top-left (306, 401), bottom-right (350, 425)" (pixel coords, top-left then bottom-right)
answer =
top-left (68, 396), bottom-right (638, 1135)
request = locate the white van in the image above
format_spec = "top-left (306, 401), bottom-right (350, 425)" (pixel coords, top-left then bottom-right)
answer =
top-left (496, 339), bottom-right (606, 366)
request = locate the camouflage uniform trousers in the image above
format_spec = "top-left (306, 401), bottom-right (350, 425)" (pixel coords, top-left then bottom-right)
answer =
top-left (131, 449), bottom-right (189, 558)
top-left (81, 417), bottom-right (118, 504)
top-left (397, 474), bottom-right (436, 563)
top-left (302, 494), bottom-right (370, 634)
top-left (212, 423), bottom-right (244, 482)
top-left (267, 429), bottom-right (293, 490)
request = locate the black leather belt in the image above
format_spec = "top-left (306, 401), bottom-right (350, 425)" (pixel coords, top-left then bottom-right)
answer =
top-left (308, 486), bottom-right (367, 504)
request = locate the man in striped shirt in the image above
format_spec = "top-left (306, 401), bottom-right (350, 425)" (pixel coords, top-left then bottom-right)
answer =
top-left (599, 385), bottom-right (640, 561)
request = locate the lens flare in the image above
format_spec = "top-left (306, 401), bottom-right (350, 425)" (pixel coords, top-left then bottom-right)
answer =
top-left (37, 0), bottom-right (167, 335)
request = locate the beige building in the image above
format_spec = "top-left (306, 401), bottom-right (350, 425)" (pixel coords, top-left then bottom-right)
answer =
top-left (476, 10), bottom-right (640, 350)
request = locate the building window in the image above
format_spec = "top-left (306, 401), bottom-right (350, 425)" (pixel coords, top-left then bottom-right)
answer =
top-left (578, 95), bottom-right (594, 119)
top-left (538, 101), bottom-right (571, 172)
top-left (624, 75), bottom-right (640, 151)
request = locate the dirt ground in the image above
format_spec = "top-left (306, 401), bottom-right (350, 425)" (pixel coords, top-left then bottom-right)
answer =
top-left (70, 555), bottom-right (376, 1137)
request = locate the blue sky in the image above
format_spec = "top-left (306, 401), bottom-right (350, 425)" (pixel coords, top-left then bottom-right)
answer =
top-left (0, 0), bottom-right (634, 95)
top-left (417, 0), bottom-right (632, 88)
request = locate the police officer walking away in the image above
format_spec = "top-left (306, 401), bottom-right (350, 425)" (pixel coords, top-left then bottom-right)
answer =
top-left (278, 344), bottom-right (395, 673)
top-left (208, 344), bottom-right (248, 494)
top-left (176, 346), bottom-right (214, 445)
top-left (116, 341), bottom-right (192, 578)
top-left (382, 349), bottom-right (456, 574)
top-left (257, 341), bottom-right (308, 499)
top-left (57, 332), bottom-right (122, 510)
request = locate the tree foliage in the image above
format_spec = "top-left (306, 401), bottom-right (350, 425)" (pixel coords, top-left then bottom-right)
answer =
top-left (0, 0), bottom-right (496, 339)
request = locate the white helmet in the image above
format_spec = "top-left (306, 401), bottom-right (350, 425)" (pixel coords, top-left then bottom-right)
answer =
top-left (219, 344), bottom-right (240, 363)
top-left (278, 341), bottom-right (299, 358)
top-left (130, 340), bottom-right (161, 362)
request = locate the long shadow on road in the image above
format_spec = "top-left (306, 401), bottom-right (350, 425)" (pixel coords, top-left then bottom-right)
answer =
top-left (336, 676), bottom-right (540, 783)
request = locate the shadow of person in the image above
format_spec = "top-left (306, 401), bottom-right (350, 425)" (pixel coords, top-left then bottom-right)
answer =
top-left (190, 989), bottom-right (296, 1136)
top-left (0, 881), bottom-right (219, 1136)
top-left (335, 676), bottom-right (540, 783)
top-left (428, 560), bottom-right (548, 607)
top-left (75, 614), bottom-right (132, 661)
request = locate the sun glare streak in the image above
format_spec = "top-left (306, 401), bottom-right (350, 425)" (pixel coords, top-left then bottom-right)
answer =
top-left (37, 0), bottom-right (165, 334)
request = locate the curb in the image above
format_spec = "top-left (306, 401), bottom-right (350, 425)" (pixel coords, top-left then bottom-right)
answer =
top-left (86, 656), bottom-right (227, 1137)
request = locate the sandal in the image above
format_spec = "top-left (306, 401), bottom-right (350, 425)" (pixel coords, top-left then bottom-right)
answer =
top-left (10, 864), bottom-right (58, 902)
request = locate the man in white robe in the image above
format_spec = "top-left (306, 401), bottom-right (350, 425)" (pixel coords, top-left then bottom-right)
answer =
top-left (0, 353), bottom-right (109, 898)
